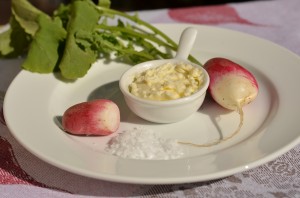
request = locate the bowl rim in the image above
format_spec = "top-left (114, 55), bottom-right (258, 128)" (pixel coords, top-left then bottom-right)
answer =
top-left (119, 59), bottom-right (210, 106)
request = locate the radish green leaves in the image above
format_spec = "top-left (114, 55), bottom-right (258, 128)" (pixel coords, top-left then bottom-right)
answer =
top-left (0, 0), bottom-right (200, 80)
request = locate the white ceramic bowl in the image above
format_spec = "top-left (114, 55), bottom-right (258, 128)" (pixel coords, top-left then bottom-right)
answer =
top-left (119, 59), bottom-right (210, 123)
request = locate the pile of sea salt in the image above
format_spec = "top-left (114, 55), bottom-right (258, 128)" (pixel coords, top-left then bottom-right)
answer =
top-left (105, 127), bottom-right (184, 160)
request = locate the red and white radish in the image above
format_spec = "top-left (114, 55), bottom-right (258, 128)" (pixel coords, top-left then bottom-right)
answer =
top-left (180, 57), bottom-right (258, 147)
top-left (62, 99), bottom-right (120, 136)
top-left (205, 57), bottom-right (258, 111)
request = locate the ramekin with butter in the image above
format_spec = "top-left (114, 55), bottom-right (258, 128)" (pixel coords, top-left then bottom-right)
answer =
top-left (119, 59), bottom-right (210, 123)
top-left (129, 62), bottom-right (205, 101)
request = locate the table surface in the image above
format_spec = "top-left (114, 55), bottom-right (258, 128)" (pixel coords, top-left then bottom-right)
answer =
top-left (1, 0), bottom-right (300, 197)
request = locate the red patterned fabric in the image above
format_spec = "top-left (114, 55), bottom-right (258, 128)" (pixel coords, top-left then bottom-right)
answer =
top-left (168, 5), bottom-right (260, 25)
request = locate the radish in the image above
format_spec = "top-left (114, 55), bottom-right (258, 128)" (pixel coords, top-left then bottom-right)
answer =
top-left (180, 57), bottom-right (258, 147)
top-left (62, 99), bottom-right (120, 136)
top-left (205, 57), bottom-right (258, 110)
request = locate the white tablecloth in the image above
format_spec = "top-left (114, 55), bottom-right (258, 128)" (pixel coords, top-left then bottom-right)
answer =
top-left (1, 0), bottom-right (300, 197)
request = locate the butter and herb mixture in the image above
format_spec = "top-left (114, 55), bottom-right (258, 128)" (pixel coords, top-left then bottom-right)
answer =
top-left (129, 62), bottom-right (204, 100)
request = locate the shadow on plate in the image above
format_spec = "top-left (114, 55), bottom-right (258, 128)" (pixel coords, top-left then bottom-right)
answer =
top-left (87, 80), bottom-right (158, 126)
top-left (199, 94), bottom-right (232, 140)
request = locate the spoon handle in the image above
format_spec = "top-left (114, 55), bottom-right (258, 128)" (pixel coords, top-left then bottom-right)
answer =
top-left (175, 27), bottom-right (198, 60)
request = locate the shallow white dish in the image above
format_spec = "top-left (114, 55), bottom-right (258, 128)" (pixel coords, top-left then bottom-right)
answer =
top-left (3, 24), bottom-right (300, 184)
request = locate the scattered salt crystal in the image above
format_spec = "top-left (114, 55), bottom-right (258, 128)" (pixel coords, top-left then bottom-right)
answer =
top-left (105, 127), bottom-right (184, 160)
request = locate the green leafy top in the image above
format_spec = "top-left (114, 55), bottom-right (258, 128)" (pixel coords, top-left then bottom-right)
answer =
top-left (0, 0), bottom-right (201, 80)
top-left (11, 0), bottom-right (44, 36)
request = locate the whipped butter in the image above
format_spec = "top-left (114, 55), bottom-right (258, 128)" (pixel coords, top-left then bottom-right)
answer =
top-left (129, 62), bottom-right (204, 101)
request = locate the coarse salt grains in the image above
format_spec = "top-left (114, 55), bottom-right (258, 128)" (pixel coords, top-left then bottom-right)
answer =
top-left (105, 127), bottom-right (184, 160)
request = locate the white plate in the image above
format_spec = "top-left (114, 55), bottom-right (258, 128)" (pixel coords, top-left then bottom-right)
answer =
top-left (4, 24), bottom-right (300, 184)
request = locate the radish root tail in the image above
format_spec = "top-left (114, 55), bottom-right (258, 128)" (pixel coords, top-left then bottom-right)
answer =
top-left (178, 105), bottom-right (244, 147)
